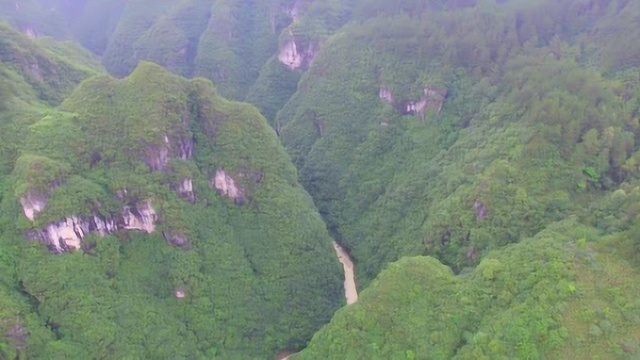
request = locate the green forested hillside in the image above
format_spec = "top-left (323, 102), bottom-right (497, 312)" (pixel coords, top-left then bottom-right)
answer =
top-left (0, 0), bottom-right (306, 100)
top-left (277, 0), bottom-right (640, 282)
top-left (0, 0), bottom-right (353, 121)
top-left (274, 0), bottom-right (640, 357)
top-left (2, 0), bottom-right (640, 359)
top-left (0, 28), bottom-right (342, 358)
top-left (0, 22), bottom-right (104, 177)
top-left (296, 218), bottom-right (640, 359)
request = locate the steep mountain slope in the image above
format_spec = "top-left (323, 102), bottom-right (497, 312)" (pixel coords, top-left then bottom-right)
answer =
top-left (0, 22), bottom-right (104, 179)
top-left (0, 52), bottom-right (343, 357)
top-left (295, 218), bottom-right (640, 359)
top-left (276, 0), bottom-right (640, 285)
top-left (0, 0), bottom-right (355, 121)
top-left (0, 24), bottom-right (107, 359)
top-left (2, 1), bottom-right (640, 359)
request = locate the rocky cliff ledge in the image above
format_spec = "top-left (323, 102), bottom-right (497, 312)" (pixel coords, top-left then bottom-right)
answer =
top-left (212, 169), bottom-right (247, 205)
top-left (25, 201), bottom-right (157, 253)
top-left (379, 86), bottom-right (448, 117)
top-left (278, 37), bottom-right (317, 70)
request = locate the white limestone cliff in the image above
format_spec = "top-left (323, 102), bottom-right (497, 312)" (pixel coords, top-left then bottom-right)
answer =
top-left (178, 178), bottom-right (195, 203)
top-left (44, 217), bottom-right (85, 251)
top-left (26, 201), bottom-right (158, 253)
top-left (278, 40), bottom-right (303, 70)
top-left (122, 201), bottom-right (157, 233)
top-left (213, 169), bottom-right (243, 200)
top-left (20, 192), bottom-right (48, 221)
top-left (143, 134), bottom-right (194, 172)
top-left (379, 87), bottom-right (394, 104)
top-left (144, 145), bottom-right (169, 171)
top-left (278, 33), bottom-right (316, 71)
top-left (397, 86), bottom-right (448, 116)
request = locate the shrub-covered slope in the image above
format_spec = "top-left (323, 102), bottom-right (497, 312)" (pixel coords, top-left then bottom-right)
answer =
top-left (295, 218), bottom-right (640, 359)
top-left (0, 0), bottom-right (354, 119)
top-left (0, 23), bottom-right (104, 178)
top-left (0, 23), bottom-right (103, 105)
top-left (3, 1), bottom-right (640, 359)
top-left (0, 62), bottom-right (343, 358)
top-left (276, 0), bottom-right (640, 285)
top-left (0, 0), bottom-right (305, 99)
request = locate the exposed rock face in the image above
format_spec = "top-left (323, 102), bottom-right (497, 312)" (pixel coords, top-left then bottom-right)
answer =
top-left (379, 87), bottom-right (394, 104)
top-left (380, 86), bottom-right (448, 117)
top-left (91, 214), bottom-right (118, 235)
top-left (212, 169), bottom-right (246, 205)
top-left (404, 87), bottom-right (448, 116)
top-left (144, 145), bottom-right (169, 171)
top-left (121, 201), bottom-right (157, 232)
top-left (175, 287), bottom-right (186, 298)
top-left (143, 134), bottom-right (194, 171)
top-left (163, 230), bottom-right (190, 248)
top-left (175, 136), bottom-right (193, 159)
top-left (25, 201), bottom-right (157, 253)
top-left (20, 192), bottom-right (48, 221)
top-left (177, 178), bottom-right (195, 203)
top-left (278, 41), bottom-right (303, 69)
top-left (474, 200), bottom-right (487, 220)
top-left (278, 39), bottom-right (316, 70)
top-left (423, 87), bottom-right (448, 114)
top-left (42, 217), bottom-right (85, 251)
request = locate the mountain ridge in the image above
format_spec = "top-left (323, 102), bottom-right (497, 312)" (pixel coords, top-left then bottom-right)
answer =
top-left (1, 0), bottom-right (640, 358)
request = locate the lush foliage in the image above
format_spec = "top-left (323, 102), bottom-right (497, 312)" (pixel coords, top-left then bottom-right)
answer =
top-left (276, 0), bottom-right (640, 282)
top-left (0, 30), bottom-right (343, 357)
top-left (0, 0), bottom-right (355, 117)
top-left (3, 0), bottom-right (640, 359)
top-left (296, 218), bottom-right (640, 359)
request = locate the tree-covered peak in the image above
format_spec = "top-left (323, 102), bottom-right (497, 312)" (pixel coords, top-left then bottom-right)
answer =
top-left (1, 0), bottom-right (640, 359)
top-left (296, 218), bottom-right (640, 359)
top-left (1, 57), bottom-right (343, 358)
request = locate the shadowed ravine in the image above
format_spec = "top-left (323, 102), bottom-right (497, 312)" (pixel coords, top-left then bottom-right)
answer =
top-left (275, 242), bottom-right (358, 360)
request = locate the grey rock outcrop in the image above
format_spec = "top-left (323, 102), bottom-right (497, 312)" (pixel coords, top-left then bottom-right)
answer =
top-left (379, 86), bottom-right (448, 117)
top-left (177, 178), bottom-right (195, 203)
top-left (211, 169), bottom-right (247, 205)
top-left (163, 230), bottom-right (190, 248)
top-left (278, 36), bottom-right (316, 70)
top-left (25, 201), bottom-right (157, 253)
top-left (20, 192), bottom-right (48, 221)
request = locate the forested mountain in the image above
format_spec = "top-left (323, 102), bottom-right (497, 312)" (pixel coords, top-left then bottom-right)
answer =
top-left (1, 0), bottom-right (640, 359)
top-left (0, 26), bottom-right (342, 358)
top-left (297, 217), bottom-right (640, 359)
top-left (0, 0), bottom-right (336, 112)
top-left (278, 0), bottom-right (640, 284)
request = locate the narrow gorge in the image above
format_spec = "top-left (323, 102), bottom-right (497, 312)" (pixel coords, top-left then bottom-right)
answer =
top-left (276, 242), bottom-right (358, 360)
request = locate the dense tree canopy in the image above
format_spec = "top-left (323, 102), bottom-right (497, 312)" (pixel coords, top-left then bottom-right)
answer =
top-left (0, 31), bottom-right (342, 358)
top-left (1, 0), bottom-right (640, 359)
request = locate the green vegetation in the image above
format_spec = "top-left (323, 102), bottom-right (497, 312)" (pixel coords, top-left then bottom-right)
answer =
top-left (277, 0), bottom-right (640, 282)
top-left (2, 0), bottom-right (640, 359)
top-left (0, 22), bottom-right (103, 176)
top-left (0, 23), bottom-right (103, 105)
top-left (0, 0), bottom-right (350, 113)
top-left (296, 218), bottom-right (640, 359)
top-left (0, 27), bottom-right (342, 357)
